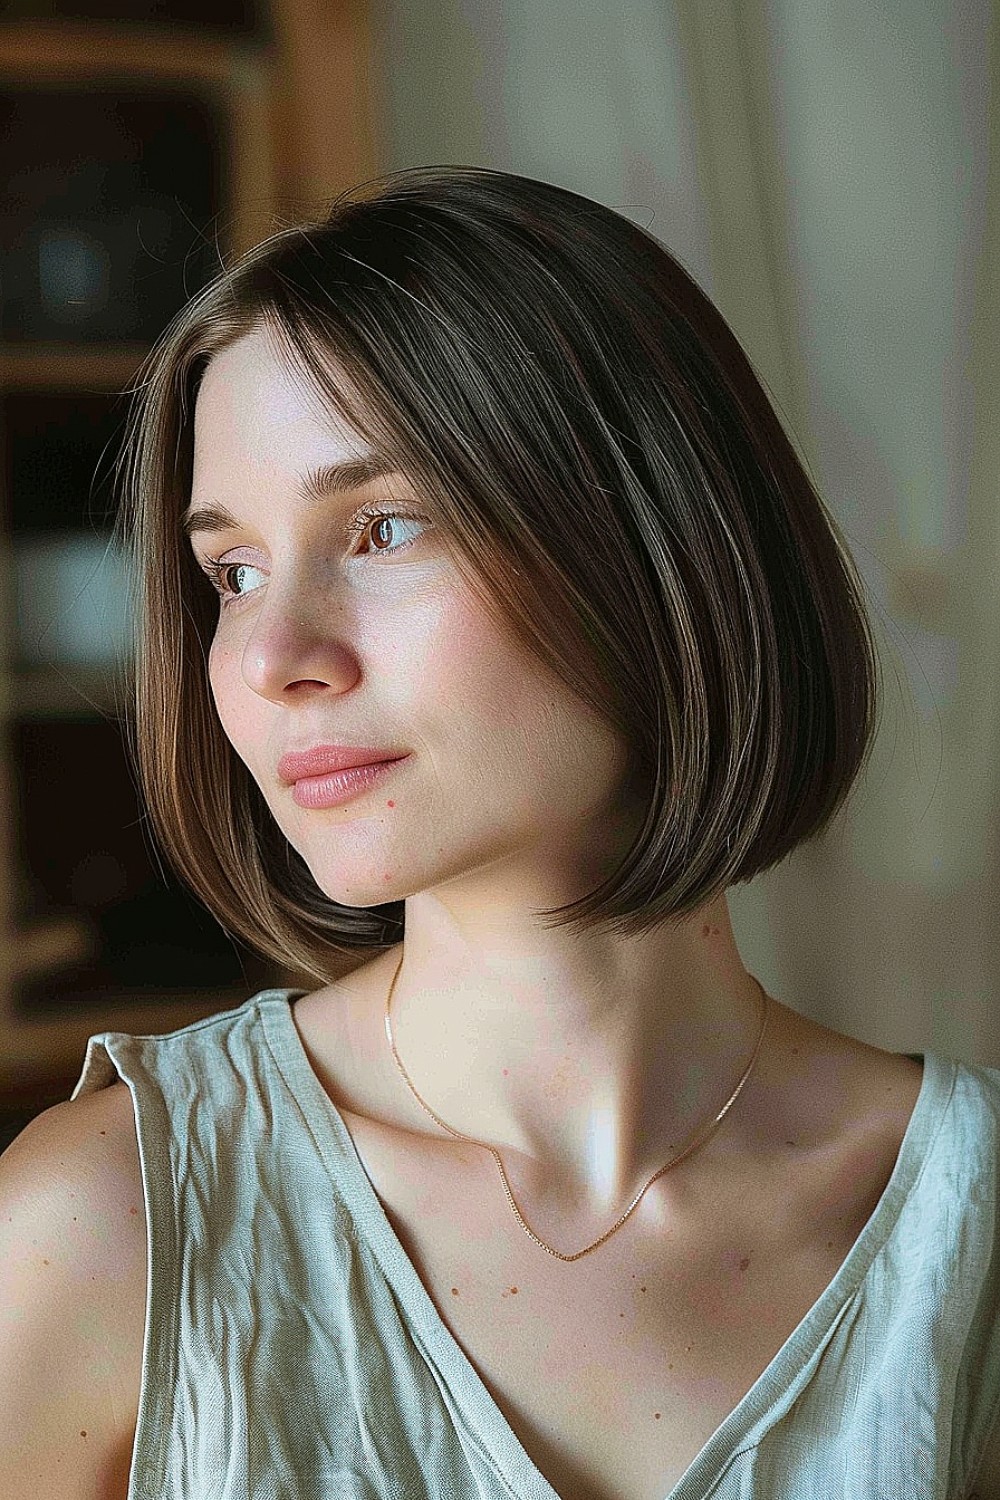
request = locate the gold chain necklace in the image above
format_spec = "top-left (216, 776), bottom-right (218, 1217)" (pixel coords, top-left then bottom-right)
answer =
top-left (383, 948), bottom-right (771, 1262)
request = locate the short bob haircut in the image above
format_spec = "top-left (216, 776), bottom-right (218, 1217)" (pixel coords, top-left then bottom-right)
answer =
top-left (112, 163), bottom-right (882, 987)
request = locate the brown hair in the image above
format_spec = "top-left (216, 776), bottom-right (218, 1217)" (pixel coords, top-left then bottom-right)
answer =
top-left (111, 163), bottom-right (882, 986)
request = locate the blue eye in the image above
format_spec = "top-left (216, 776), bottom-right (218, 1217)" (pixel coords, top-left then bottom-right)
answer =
top-left (196, 504), bottom-right (431, 605)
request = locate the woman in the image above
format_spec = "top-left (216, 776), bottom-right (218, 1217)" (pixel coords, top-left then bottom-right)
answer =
top-left (1, 165), bottom-right (998, 1500)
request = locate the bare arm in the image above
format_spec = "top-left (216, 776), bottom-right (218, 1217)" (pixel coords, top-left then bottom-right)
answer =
top-left (0, 1083), bottom-right (146, 1500)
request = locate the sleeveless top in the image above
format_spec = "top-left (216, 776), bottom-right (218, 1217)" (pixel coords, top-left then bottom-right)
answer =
top-left (69, 987), bottom-right (1000, 1500)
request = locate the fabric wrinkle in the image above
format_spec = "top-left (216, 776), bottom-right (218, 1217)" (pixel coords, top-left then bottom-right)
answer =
top-left (67, 991), bottom-right (1000, 1500)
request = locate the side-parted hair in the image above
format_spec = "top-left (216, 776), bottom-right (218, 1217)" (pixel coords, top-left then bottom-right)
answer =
top-left (112, 163), bottom-right (882, 986)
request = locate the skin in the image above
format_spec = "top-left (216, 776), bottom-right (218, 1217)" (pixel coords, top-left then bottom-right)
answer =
top-left (188, 321), bottom-right (771, 1226)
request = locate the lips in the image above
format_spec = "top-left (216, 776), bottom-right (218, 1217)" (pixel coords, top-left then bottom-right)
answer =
top-left (277, 744), bottom-right (408, 783)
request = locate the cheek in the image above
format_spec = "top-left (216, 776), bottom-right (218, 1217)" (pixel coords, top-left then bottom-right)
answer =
top-left (421, 597), bottom-right (630, 819)
top-left (207, 632), bottom-right (230, 686)
top-left (421, 597), bottom-right (585, 771)
top-left (206, 637), bottom-right (246, 739)
top-left (414, 596), bottom-right (535, 728)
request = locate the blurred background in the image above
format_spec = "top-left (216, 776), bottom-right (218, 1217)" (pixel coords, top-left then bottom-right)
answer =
top-left (0, 0), bottom-right (996, 1149)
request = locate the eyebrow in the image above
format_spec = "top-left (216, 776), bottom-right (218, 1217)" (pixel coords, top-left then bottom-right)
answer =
top-left (181, 454), bottom-right (402, 540)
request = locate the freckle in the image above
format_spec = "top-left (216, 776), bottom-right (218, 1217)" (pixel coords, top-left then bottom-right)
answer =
top-left (510, 1286), bottom-right (518, 1294)
top-left (451, 1287), bottom-right (460, 1296)
top-left (654, 1412), bottom-right (661, 1420)
top-left (668, 1362), bottom-right (673, 1370)
top-left (791, 1047), bottom-right (800, 1056)
top-left (640, 1285), bottom-right (646, 1292)
top-left (739, 1257), bottom-right (750, 1272)
top-left (99, 1129), bottom-right (106, 1136)
top-left (80, 1430), bottom-right (87, 1438)
top-left (43, 1258), bottom-right (49, 1265)
top-left (685, 1344), bottom-right (692, 1352)
top-left (826, 1239), bottom-right (834, 1249)
top-left (620, 1311), bottom-right (625, 1318)
top-left (130, 1205), bottom-right (138, 1215)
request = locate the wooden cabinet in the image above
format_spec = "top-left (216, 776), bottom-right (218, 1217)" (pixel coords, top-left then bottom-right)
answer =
top-left (0, 5), bottom-right (377, 1129)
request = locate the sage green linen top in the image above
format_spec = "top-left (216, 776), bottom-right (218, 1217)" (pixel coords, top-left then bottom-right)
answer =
top-left (69, 988), bottom-right (1000, 1500)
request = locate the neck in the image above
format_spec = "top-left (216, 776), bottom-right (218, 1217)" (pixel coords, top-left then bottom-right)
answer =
top-left (370, 891), bottom-right (768, 1215)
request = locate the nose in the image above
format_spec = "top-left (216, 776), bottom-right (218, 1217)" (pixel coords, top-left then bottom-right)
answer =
top-left (234, 582), bottom-right (362, 703)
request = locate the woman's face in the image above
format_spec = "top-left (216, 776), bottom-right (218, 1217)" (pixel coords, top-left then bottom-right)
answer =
top-left (188, 324), bottom-right (639, 911)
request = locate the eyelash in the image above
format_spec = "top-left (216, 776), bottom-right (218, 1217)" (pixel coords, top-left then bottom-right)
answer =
top-left (198, 503), bottom-right (430, 605)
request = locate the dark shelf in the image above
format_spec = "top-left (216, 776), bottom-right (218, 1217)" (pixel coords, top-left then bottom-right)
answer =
top-left (3, 387), bottom-right (126, 533)
top-left (1, 84), bottom-right (225, 343)
top-left (12, 716), bottom-right (273, 1019)
top-left (0, 0), bottom-right (288, 1126)
top-left (0, 1), bottom-right (274, 39)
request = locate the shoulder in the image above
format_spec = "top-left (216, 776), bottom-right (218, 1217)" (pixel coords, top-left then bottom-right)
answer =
top-left (0, 1081), bottom-right (146, 1468)
top-left (1, 1077), bottom-right (144, 1237)
top-left (7, 1079), bottom-right (145, 1228)
top-left (0, 1086), bottom-right (146, 1494)
top-left (1, 1076), bottom-right (147, 1341)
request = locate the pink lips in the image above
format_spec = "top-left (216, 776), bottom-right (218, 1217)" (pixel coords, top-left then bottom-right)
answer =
top-left (290, 756), bottom-right (408, 809)
top-left (277, 744), bottom-right (407, 783)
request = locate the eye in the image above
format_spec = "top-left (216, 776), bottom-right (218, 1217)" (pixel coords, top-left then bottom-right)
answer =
top-left (347, 504), bottom-right (430, 559)
top-left (198, 557), bottom-right (264, 604)
top-left (195, 504), bottom-right (431, 605)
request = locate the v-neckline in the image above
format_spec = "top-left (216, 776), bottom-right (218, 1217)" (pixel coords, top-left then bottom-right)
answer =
top-left (258, 987), bottom-right (955, 1500)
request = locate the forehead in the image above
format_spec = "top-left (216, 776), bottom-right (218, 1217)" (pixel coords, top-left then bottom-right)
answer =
top-left (196, 323), bottom-right (363, 432)
top-left (192, 325), bottom-right (375, 479)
